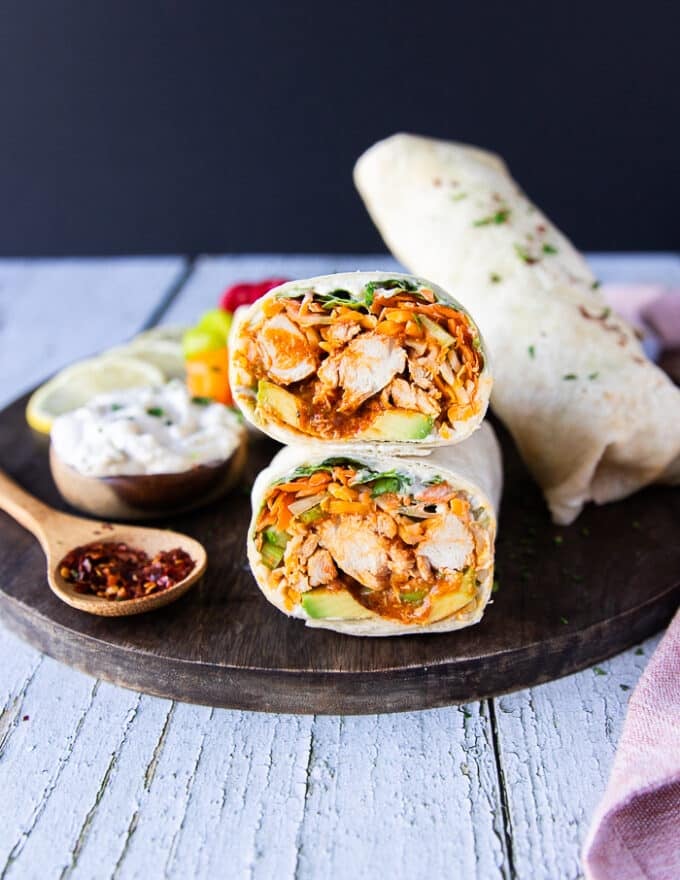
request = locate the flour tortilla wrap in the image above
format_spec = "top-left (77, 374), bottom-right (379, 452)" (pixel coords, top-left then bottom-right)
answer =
top-left (354, 134), bottom-right (680, 524)
top-left (247, 423), bottom-right (501, 637)
top-left (229, 272), bottom-right (491, 452)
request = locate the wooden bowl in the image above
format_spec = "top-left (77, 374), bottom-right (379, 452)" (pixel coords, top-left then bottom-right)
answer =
top-left (49, 442), bottom-right (247, 520)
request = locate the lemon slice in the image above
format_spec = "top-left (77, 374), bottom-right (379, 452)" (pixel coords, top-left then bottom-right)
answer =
top-left (26, 355), bottom-right (165, 434)
top-left (133, 325), bottom-right (188, 345)
top-left (104, 339), bottom-right (185, 380)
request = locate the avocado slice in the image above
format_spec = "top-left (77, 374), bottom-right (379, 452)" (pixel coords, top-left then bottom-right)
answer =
top-left (359, 410), bottom-right (434, 441)
top-left (301, 588), bottom-right (375, 620)
top-left (419, 314), bottom-right (455, 348)
top-left (256, 380), bottom-right (302, 428)
top-left (427, 569), bottom-right (478, 622)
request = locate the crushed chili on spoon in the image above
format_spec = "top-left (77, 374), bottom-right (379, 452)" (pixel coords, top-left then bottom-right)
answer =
top-left (58, 542), bottom-right (195, 601)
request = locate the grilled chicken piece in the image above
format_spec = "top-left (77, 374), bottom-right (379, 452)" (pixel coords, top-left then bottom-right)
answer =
top-left (258, 313), bottom-right (318, 384)
top-left (316, 516), bottom-right (390, 590)
top-left (307, 549), bottom-right (338, 587)
top-left (417, 515), bottom-right (473, 572)
top-left (389, 378), bottom-right (440, 416)
top-left (323, 322), bottom-right (361, 347)
top-left (317, 332), bottom-right (406, 413)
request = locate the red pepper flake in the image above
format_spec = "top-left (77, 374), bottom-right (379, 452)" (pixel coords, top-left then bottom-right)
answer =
top-left (58, 542), bottom-right (195, 601)
top-left (219, 278), bottom-right (288, 312)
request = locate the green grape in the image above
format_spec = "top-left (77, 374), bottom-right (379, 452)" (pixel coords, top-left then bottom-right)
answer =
top-left (182, 325), bottom-right (224, 358)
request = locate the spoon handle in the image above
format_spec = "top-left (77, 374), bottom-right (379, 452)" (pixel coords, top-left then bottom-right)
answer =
top-left (0, 469), bottom-right (53, 551)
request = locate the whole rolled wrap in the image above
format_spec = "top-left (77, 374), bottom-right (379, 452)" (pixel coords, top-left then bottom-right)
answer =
top-left (247, 423), bottom-right (501, 636)
top-left (229, 272), bottom-right (492, 451)
top-left (354, 134), bottom-right (680, 524)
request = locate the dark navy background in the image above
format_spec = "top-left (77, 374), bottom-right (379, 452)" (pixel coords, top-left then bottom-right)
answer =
top-left (0, 1), bottom-right (678, 255)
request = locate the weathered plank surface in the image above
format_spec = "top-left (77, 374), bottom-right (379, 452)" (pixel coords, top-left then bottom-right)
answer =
top-left (0, 254), bottom-right (675, 879)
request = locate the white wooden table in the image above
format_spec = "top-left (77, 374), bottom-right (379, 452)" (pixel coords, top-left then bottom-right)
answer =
top-left (0, 254), bottom-right (677, 880)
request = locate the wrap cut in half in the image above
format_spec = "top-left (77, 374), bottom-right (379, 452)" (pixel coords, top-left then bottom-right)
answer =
top-left (354, 134), bottom-right (680, 524)
top-left (229, 272), bottom-right (492, 450)
top-left (247, 423), bottom-right (501, 636)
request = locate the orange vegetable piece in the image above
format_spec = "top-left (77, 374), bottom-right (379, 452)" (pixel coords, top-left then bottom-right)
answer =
top-left (185, 347), bottom-right (233, 405)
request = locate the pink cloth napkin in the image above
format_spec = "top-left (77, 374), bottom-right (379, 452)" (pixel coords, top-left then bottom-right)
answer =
top-left (583, 610), bottom-right (680, 880)
top-left (583, 283), bottom-right (680, 880)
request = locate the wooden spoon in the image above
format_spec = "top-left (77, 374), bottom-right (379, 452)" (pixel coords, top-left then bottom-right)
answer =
top-left (0, 469), bottom-right (207, 617)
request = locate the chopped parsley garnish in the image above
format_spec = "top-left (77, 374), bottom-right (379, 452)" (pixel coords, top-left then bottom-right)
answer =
top-left (514, 243), bottom-right (538, 264)
top-left (588, 372), bottom-right (599, 380)
top-left (425, 475), bottom-right (444, 485)
top-left (635, 647), bottom-right (644, 655)
top-left (553, 535), bottom-right (563, 545)
top-left (492, 579), bottom-right (500, 594)
top-left (451, 192), bottom-right (468, 202)
top-left (146, 407), bottom-right (165, 417)
top-left (563, 373), bottom-right (578, 380)
top-left (191, 396), bottom-right (212, 406)
top-left (600, 307), bottom-right (611, 320)
top-left (620, 684), bottom-right (631, 691)
top-left (594, 667), bottom-right (607, 676)
top-left (591, 280), bottom-right (601, 289)
top-left (560, 616), bottom-right (569, 624)
top-left (490, 273), bottom-right (502, 283)
top-left (528, 345), bottom-right (536, 358)
top-left (461, 708), bottom-right (472, 719)
top-left (110, 403), bottom-right (123, 411)
top-left (542, 243), bottom-right (558, 254)
top-left (474, 209), bottom-right (510, 227)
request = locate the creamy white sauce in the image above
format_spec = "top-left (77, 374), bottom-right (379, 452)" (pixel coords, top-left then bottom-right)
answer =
top-left (51, 380), bottom-right (245, 476)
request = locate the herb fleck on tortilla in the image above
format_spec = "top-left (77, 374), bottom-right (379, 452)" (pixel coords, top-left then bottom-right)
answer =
top-left (474, 209), bottom-right (510, 227)
top-left (563, 373), bottom-right (578, 380)
top-left (514, 243), bottom-right (539, 264)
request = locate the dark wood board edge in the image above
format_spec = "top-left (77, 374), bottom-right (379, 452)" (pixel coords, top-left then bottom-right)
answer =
top-left (2, 581), bottom-right (676, 715)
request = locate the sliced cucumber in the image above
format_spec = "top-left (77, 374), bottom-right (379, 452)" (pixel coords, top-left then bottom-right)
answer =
top-left (419, 314), bottom-right (455, 348)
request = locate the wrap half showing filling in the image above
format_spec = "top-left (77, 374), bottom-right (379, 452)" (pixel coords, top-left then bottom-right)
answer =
top-left (247, 427), bottom-right (501, 636)
top-left (230, 272), bottom-right (491, 447)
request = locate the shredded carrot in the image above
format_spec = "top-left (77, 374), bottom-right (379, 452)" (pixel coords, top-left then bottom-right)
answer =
top-left (383, 308), bottom-right (414, 323)
top-left (327, 483), bottom-right (358, 501)
top-left (308, 471), bottom-right (332, 487)
top-left (326, 500), bottom-right (371, 515)
top-left (450, 497), bottom-right (469, 517)
top-left (262, 298), bottom-right (286, 318)
top-left (270, 492), bottom-right (294, 530)
top-left (375, 320), bottom-right (403, 336)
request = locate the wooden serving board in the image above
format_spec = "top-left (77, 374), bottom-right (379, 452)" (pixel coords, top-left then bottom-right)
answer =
top-left (0, 391), bottom-right (678, 715)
